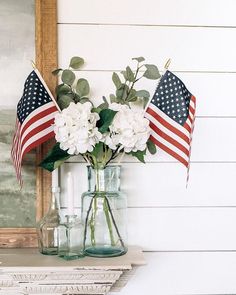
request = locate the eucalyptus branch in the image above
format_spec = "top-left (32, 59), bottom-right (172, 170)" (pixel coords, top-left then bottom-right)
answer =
top-left (125, 64), bottom-right (140, 100)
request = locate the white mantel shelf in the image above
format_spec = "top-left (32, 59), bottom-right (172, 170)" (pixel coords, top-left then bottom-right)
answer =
top-left (0, 246), bottom-right (145, 295)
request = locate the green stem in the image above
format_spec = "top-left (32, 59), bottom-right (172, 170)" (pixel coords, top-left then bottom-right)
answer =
top-left (83, 195), bottom-right (95, 250)
top-left (89, 196), bottom-right (97, 246)
top-left (126, 63), bottom-right (141, 101)
top-left (103, 196), bottom-right (115, 246)
top-left (89, 168), bottom-right (100, 246)
top-left (84, 167), bottom-right (124, 249)
top-left (104, 196), bottom-right (125, 248)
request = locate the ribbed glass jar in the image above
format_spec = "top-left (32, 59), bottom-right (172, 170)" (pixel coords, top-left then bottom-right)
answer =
top-left (82, 166), bottom-right (127, 257)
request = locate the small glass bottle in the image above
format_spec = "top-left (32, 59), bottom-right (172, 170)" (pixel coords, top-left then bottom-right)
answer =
top-left (58, 214), bottom-right (84, 260)
top-left (37, 187), bottom-right (60, 255)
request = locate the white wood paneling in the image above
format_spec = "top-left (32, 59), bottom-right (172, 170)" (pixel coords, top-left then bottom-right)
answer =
top-left (58, 25), bottom-right (236, 72)
top-left (58, 201), bottom-right (236, 250)
top-left (112, 252), bottom-right (236, 295)
top-left (60, 163), bottom-right (236, 207)
top-left (58, 0), bottom-right (236, 27)
top-left (70, 71), bottom-right (236, 117)
top-left (57, 1), bottom-right (236, 293)
top-left (128, 207), bottom-right (236, 251)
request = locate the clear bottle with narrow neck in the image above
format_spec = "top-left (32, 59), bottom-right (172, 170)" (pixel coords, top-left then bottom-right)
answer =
top-left (37, 187), bottom-right (60, 255)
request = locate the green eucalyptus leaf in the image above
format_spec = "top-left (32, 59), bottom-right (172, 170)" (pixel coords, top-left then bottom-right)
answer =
top-left (143, 64), bottom-right (161, 80)
top-left (132, 56), bottom-right (145, 63)
top-left (92, 107), bottom-right (102, 114)
top-left (127, 89), bottom-right (137, 102)
top-left (61, 69), bottom-right (76, 85)
top-left (58, 95), bottom-right (74, 109)
top-left (143, 97), bottom-right (150, 109)
top-left (73, 93), bottom-right (81, 103)
top-left (127, 96), bottom-right (137, 102)
top-left (147, 139), bottom-right (157, 155)
top-left (130, 150), bottom-right (146, 163)
top-left (136, 90), bottom-right (150, 98)
top-left (121, 70), bottom-right (128, 80)
top-left (116, 84), bottom-right (129, 100)
top-left (102, 96), bottom-right (109, 104)
top-left (39, 143), bottom-right (70, 172)
top-left (69, 56), bottom-right (84, 69)
top-left (56, 84), bottom-right (71, 97)
top-left (76, 78), bottom-right (90, 97)
top-left (126, 66), bottom-right (135, 82)
top-left (80, 98), bottom-right (92, 104)
top-left (97, 102), bottom-right (108, 110)
top-left (110, 94), bottom-right (118, 103)
top-left (112, 72), bottom-right (122, 89)
top-left (52, 68), bottom-right (62, 76)
top-left (97, 109), bottom-right (117, 133)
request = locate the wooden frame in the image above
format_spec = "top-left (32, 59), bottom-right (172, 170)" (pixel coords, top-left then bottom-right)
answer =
top-left (0, 0), bottom-right (57, 248)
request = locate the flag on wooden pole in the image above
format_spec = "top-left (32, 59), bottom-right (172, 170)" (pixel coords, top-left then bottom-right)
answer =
top-left (11, 69), bottom-right (60, 186)
top-left (145, 70), bottom-right (196, 180)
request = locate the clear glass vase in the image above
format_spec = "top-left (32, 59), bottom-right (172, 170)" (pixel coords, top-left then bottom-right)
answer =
top-left (37, 187), bottom-right (60, 255)
top-left (82, 165), bottom-right (128, 257)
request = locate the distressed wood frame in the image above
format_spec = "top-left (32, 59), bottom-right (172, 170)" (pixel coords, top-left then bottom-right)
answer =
top-left (0, 0), bottom-right (57, 248)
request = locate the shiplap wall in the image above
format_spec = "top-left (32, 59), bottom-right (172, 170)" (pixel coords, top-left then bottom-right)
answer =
top-left (57, 1), bottom-right (236, 294)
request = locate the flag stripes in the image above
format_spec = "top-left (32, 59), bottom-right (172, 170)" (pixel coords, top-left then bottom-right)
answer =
top-left (145, 70), bottom-right (196, 180)
top-left (11, 70), bottom-right (59, 186)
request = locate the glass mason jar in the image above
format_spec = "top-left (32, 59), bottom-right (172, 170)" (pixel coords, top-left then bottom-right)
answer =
top-left (82, 165), bottom-right (128, 257)
top-left (37, 187), bottom-right (60, 255)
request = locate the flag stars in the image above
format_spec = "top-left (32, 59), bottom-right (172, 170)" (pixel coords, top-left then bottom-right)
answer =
top-left (150, 71), bottom-right (192, 126)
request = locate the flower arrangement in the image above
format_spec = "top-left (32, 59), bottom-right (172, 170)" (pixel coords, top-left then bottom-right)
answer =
top-left (40, 56), bottom-right (160, 170)
top-left (39, 56), bottom-right (161, 258)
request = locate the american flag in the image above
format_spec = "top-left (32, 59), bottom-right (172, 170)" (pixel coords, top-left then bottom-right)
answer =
top-left (11, 69), bottom-right (59, 186)
top-left (145, 70), bottom-right (196, 177)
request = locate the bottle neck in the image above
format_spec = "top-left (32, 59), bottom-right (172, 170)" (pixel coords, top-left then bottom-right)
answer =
top-left (49, 188), bottom-right (60, 212)
top-left (87, 166), bottom-right (121, 192)
top-left (65, 215), bottom-right (77, 224)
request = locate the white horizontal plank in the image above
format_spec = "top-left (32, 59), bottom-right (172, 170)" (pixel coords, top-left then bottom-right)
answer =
top-left (73, 71), bottom-right (236, 117)
top-left (58, 0), bottom-right (236, 27)
top-left (58, 25), bottom-right (236, 72)
top-left (60, 118), bottom-right (236, 163)
top-left (60, 163), bottom-right (236, 207)
top-left (57, 202), bottom-right (236, 250)
top-left (128, 207), bottom-right (236, 250)
top-left (114, 252), bottom-right (236, 295)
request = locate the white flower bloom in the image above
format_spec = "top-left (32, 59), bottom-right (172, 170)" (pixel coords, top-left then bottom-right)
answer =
top-left (108, 103), bottom-right (151, 153)
top-left (54, 102), bottom-right (102, 155)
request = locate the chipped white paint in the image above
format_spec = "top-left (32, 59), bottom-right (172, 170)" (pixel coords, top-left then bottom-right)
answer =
top-left (0, 247), bottom-right (145, 295)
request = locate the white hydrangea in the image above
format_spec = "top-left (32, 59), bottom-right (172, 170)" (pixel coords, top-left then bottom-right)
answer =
top-left (54, 102), bottom-right (102, 155)
top-left (104, 103), bottom-right (151, 153)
